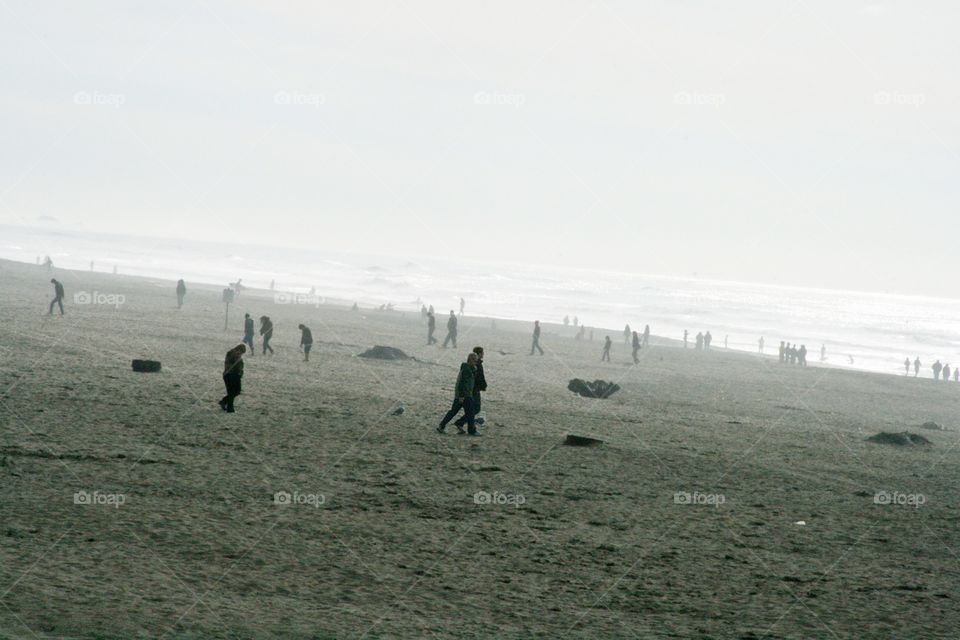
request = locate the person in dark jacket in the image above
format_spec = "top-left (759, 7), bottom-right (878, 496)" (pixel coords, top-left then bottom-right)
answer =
top-left (427, 310), bottom-right (438, 345)
top-left (437, 352), bottom-right (479, 435)
top-left (176, 279), bottom-right (186, 308)
top-left (632, 331), bottom-right (641, 364)
top-left (442, 311), bottom-right (457, 348)
top-left (455, 347), bottom-right (487, 430)
top-left (47, 278), bottom-right (65, 316)
top-left (530, 320), bottom-right (544, 355)
top-left (602, 336), bottom-right (612, 362)
top-left (260, 316), bottom-right (274, 355)
top-left (219, 344), bottom-right (246, 412)
top-left (242, 313), bottom-right (255, 355)
top-left (298, 324), bottom-right (313, 361)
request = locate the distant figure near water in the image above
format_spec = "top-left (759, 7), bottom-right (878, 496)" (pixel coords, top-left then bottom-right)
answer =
top-left (759, 336), bottom-right (765, 354)
top-left (932, 359), bottom-right (943, 380)
top-left (260, 316), bottom-right (274, 355)
top-left (779, 341), bottom-right (786, 363)
top-left (176, 279), bottom-right (186, 309)
top-left (47, 278), bottom-right (65, 316)
top-left (602, 336), bottom-right (612, 362)
top-left (632, 331), bottom-right (640, 364)
top-left (683, 329), bottom-right (689, 348)
top-left (443, 311), bottom-right (458, 348)
top-left (695, 332), bottom-right (704, 350)
top-left (219, 344), bottom-right (246, 413)
top-left (530, 321), bottom-right (544, 355)
top-left (944, 363), bottom-right (952, 382)
top-left (904, 358), bottom-right (911, 375)
top-left (643, 324), bottom-right (651, 347)
top-left (298, 324), bottom-right (313, 362)
top-left (914, 357), bottom-right (921, 377)
top-left (459, 297), bottom-right (465, 317)
top-left (427, 310), bottom-right (438, 345)
top-left (624, 324), bottom-right (631, 345)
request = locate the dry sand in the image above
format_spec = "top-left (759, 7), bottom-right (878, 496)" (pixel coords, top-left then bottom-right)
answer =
top-left (1, 258), bottom-right (959, 639)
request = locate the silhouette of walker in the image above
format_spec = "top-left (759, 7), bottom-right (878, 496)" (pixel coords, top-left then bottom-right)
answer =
top-left (530, 321), bottom-right (544, 355)
top-left (443, 311), bottom-right (458, 348)
top-left (47, 278), bottom-right (65, 316)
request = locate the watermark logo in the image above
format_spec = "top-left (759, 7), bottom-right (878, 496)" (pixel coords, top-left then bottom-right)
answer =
top-left (74, 490), bottom-right (126, 508)
top-left (274, 490), bottom-right (325, 508)
top-left (273, 292), bottom-right (323, 307)
top-left (674, 491), bottom-right (725, 507)
top-left (73, 290), bottom-right (125, 308)
top-left (474, 91), bottom-right (526, 108)
top-left (473, 490), bottom-right (526, 508)
top-left (73, 91), bottom-right (126, 108)
top-left (874, 491), bottom-right (926, 508)
top-left (274, 90), bottom-right (325, 108)
top-left (674, 91), bottom-right (726, 108)
top-left (873, 91), bottom-right (925, 108)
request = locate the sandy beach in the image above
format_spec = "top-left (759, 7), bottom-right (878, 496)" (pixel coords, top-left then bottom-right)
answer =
top-left (1, 257), bottom-right (959, 639)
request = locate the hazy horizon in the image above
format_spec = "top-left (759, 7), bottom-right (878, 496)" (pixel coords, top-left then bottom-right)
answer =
top-left (2, 1), bottom-right (960, 298)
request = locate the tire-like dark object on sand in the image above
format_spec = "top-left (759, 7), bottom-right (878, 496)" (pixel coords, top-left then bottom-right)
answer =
top-left (563, 434), bottom-right (604, 447)
top-left (131, 359), bottom-right (162, 373)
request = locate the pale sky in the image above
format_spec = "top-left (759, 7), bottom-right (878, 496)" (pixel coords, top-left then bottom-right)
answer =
top-left (1, 1), bottom-right (958, 297)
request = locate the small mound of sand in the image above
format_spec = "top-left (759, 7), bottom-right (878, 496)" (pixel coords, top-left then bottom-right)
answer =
top-left (563, 434), bottom-right (604, 447)
top-left (866, 432), bottom-right (932, 446)
top-left (358, 345), bottom-right (410, 360)
top-left (568, 379), bottom-right (620, 399)
top-left (920, 421), bottom-right (944, 431)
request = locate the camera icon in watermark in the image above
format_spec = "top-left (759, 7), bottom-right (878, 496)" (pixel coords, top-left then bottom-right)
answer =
top-left (473, 490), bottom-right (526, 508)
top-left (873, 491), bottom-right (926, 508)
top-left (274, 490), bottom-right (325, 508)
top-left (674, 91), bottom-right (726, 108)
top-left (73, 290), bottom-right (125, 308)
top-left (873, 90), bottom-right (925, 108)
top-left (274, 90), bottom-right (325, 108)
top-left (74, 490), bottom-right (126, 508)
top-left (473, 91), bottom-right (526, 108)
top-left (73, 91), bottom-right (126, 108)
top-left (273, 292), bottom-right (323, 307)
top-left (673, 491), bottom-right (725, 507)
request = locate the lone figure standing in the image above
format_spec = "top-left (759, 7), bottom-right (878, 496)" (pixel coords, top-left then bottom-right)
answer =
top-left (427, 310), bottom-right (438, 345)
top-left (219, 344), bottom-right (246, 413)
top-left (298, 324), bottom-right (313, 362)
top-left (48, 278), bottom-right (65, 316)
top-left (443, 311), bottom-right (458, 348)
top-left (176, 279), bottom-right (186, 308)
top-left (530, 320), bottom-right (544, 355)
top-left (602, 336), bottom-right (612, 362)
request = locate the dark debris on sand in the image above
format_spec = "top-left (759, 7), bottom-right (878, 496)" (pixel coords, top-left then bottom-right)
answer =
top-left (357, 346), bottom-right (410, 361)
top-left (568, 379), bottom-right (620, 399)
top-left (866, 432), bottom-right (932, 446)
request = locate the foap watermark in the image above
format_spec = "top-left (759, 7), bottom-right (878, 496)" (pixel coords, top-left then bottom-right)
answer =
top-left (74, 490), bottom-right (126, 508)
top-left (874, 491), bottom-right (926, 508)
top-left (674, 491), bottom-right (725, 507)
top-left (473, 490), bottom-right (526, 508)
top-left (474, 91), bottom-right (526, 108)
top-left (274, 292), bottom-right (323, 307)
top-left (873, 91), bottom-right (925, 108)
top-left (274, 490), bottom-right (325, 508)
top-left (274, 90), bottom-right (325, 108)
top-left (73, 91), bottom-right (126, 108)
top-left (674, 91), bottom-right (725, 108)
top-left (74, 290), bottom-right (125, 308)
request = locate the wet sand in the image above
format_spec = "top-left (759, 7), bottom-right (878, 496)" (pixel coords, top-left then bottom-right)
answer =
top-left (1, 258), bottom-right (958, 638)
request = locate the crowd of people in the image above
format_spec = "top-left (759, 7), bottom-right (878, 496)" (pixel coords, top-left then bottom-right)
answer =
top-left (778, 341), bottom-right (808, 366)
top-left (915, 358), bottom-right (960, 382)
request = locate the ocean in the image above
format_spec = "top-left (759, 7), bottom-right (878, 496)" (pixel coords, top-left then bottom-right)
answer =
top-left (2, 223), bottom-right (957, 377)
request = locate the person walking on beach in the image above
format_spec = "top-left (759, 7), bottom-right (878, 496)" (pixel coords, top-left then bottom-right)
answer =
top-left (47, 278), bottom-right (65, 316)
top-left (298, 324), bottom-right (313, 362)
top-left (443, 311), bottom-right (458, 348)
top-left (695, 332), bottom-right (704, 350)
top-left (779, 341), bottom-right (786, 363)
top-left (932, 359), bottom-right (943, 380)
top-left (704, 331), bottom-right (713, 349)
top-left (437, 352), bottom-right (479, 436)
top-left (954, 368), bottom-right (959, 382)
top-left (242, 313), bottom-right (255, 355)
top-left (632, 331), bottom-right (641, 364)
top-left (944, 363), bottom-right (952, 382)
top-left (624, 325), bottom-right (631, 345)
top-left (219, 344), bottom-right (246, 413)
top-left (914, 357), bottom-right (921, 377)
top-left (260, 315), bottom-right (275, 355)
top-left (683, 329), bottom-right (689, 348)
top-left (176, 279), bottom-right (186, 308)
top-left (820, 344), bottom-right (827, 362)
top-left (602, 336), bottom-right (612, 362)
top-left (455, 347), bottom-right (487, 431)
top-left (798, 344), bottom-right (808, 366)
top-left (530, 321), bottom-right (544, 355)
top-left (643, 325), bottom-right (651, 348)
top-left (427, 310), bottom-right (438, 345)
top-left (459, 297), bottom-right (465, 317)
top-left (904, 358), bottom-right (911, 375)
top-left (759, 337), bottom-right (765, 354)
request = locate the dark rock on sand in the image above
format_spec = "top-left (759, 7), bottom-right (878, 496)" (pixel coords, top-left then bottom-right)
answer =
top-left (131, 359), bottom-right (162, 373)
top-left (358, 346), bottom-right (410, 360)
top-left (568, 379), bottom-right (620, 399)
top-left (564, 434), bottom-right (604, 447)
top-left (920, 421), bottom-right (945, 431)
top-left (866, 432), bottom-right (932, 446)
